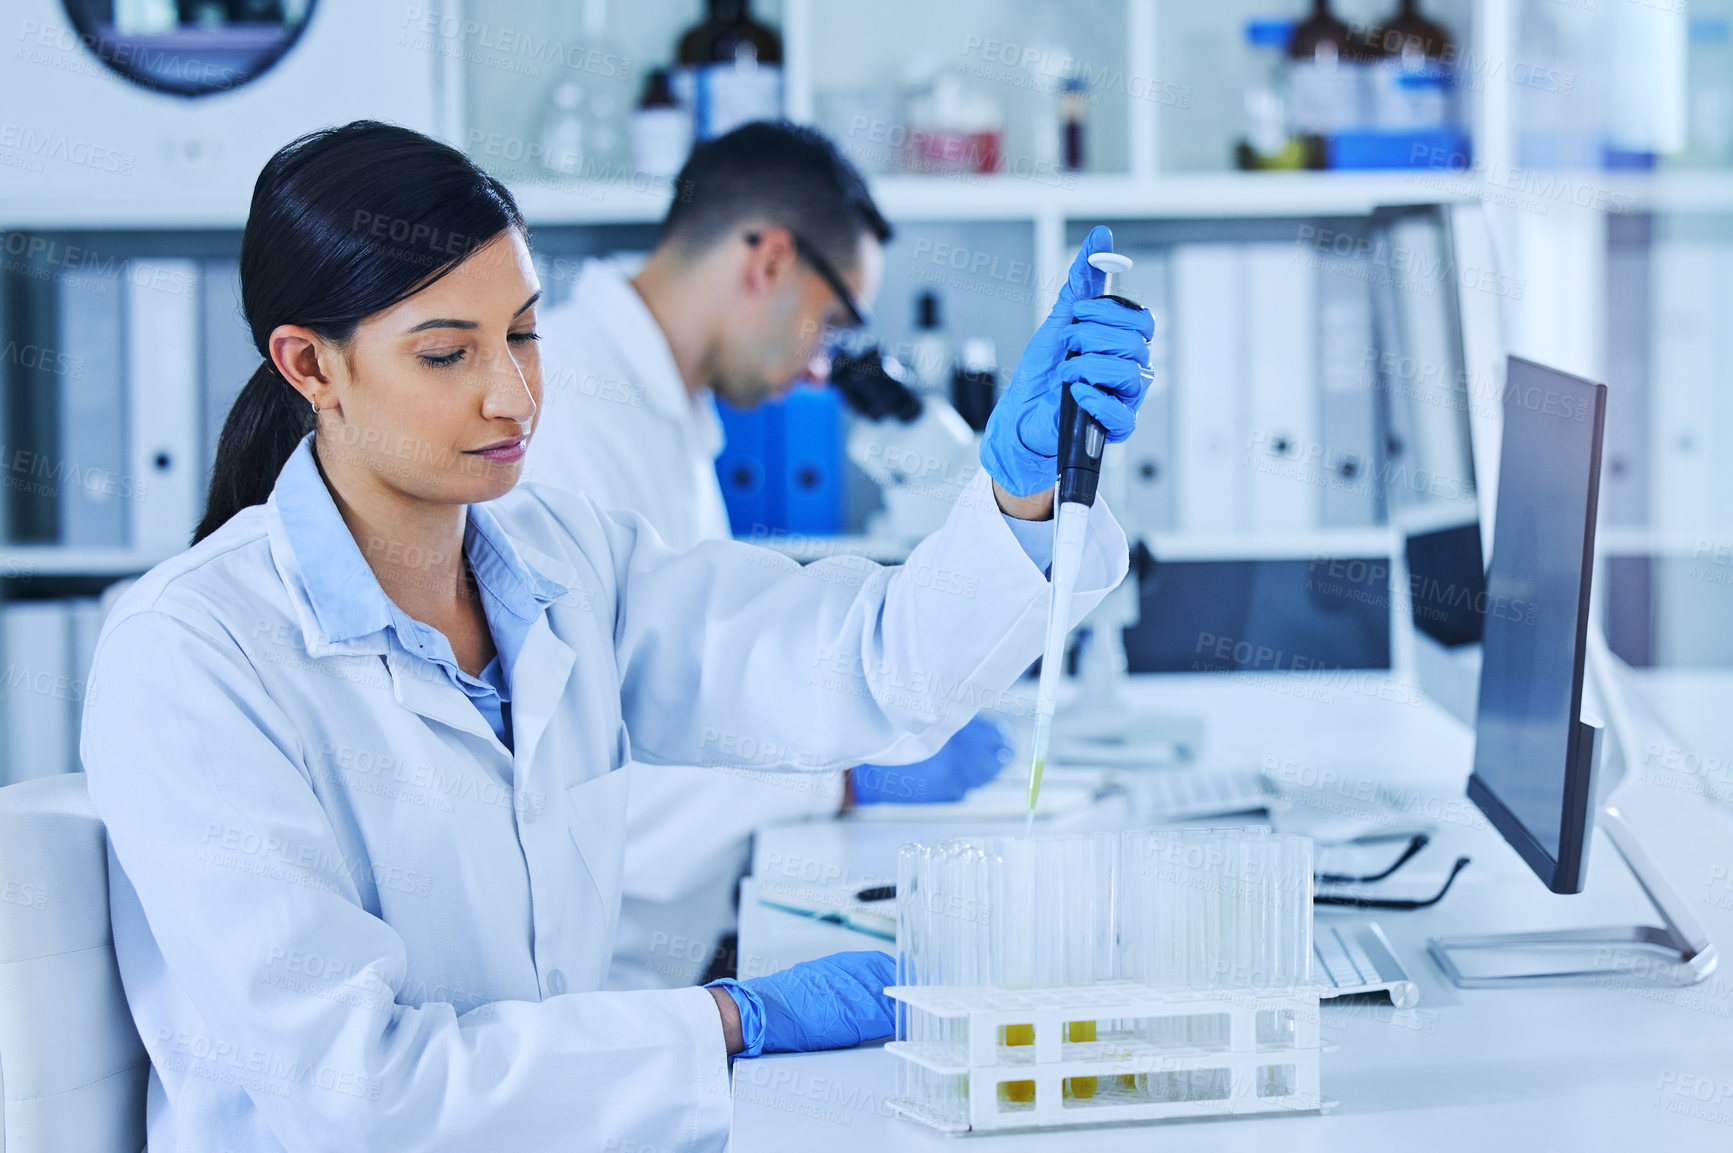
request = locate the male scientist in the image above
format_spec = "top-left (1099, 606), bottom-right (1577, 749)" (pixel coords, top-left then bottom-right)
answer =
top-left (523, 121), bottom-right (1010, 989)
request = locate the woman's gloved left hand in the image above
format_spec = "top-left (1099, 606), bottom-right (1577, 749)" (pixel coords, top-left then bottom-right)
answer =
top-left (708, 950), bottom-right (896, 1057)
top-left (980, 225), bottom-right (1156, 497)
top-left (850, 715), bottom-right (1012, 804)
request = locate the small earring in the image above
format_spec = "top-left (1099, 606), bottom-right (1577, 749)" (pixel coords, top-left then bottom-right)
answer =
top-left (309, 396), bottom-right (319, 414)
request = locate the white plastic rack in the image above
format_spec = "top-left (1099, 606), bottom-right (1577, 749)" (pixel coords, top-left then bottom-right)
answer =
top-left (885, 980), bottom-right (1324, 1133)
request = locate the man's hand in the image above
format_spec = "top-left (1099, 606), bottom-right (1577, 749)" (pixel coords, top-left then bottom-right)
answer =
top-left (993, 480), bottom-right (1054, 521)
top-left (708, 984), bottom-right (744, 1055)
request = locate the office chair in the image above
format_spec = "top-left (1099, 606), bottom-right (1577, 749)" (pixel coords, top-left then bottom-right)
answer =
top-left (0, 772), bottom-right (147, 1152)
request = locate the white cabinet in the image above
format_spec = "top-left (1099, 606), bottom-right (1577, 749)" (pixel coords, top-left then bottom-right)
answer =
top-left (0, 1), bottom-right (440, 227)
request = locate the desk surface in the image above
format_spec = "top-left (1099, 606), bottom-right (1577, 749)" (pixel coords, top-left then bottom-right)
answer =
top-left (731, 674), bottom-right (1733, 1151)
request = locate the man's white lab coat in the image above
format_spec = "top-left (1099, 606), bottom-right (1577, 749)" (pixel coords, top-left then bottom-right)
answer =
top-left (524, 259), bottom-right (842, 989)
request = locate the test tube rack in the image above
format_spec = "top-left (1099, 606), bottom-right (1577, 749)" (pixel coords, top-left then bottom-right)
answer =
top-left (885, 981), bottom-right (1324, 1133)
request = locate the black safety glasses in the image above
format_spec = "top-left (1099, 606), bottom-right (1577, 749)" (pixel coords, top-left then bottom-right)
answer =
top-left (746, 229), bottom-right (872, 330)
top-left (1313, 834), bottom-right (1472, 910)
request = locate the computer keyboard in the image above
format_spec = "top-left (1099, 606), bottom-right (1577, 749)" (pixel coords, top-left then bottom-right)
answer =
top-left (1313, 921), bottom-right (1420, 1007)
top-left (1142, 767), bottom-right (1272, 821)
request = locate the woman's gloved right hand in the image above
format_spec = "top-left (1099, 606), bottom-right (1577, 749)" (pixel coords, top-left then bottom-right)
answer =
top-left (980, 225), bottom-right (1155, 497)
top-left (707, 950), bottom-right (896, 1057)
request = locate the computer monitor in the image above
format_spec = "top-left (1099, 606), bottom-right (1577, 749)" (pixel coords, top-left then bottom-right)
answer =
top-left (1123, 553), bottom-right (1392, 674)
top-left (1466, 356), bottom-right (1607, 895)
top-left (1404, 519), bottom-right (1486, 648)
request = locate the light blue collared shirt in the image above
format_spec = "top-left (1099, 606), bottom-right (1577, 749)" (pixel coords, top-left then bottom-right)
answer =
top-left (1001, 512), bottom-right (1054, 576)
top-left (275, 439), bottom-right (1054, 752)
top-left (273, 444), bottom-right (565, 752)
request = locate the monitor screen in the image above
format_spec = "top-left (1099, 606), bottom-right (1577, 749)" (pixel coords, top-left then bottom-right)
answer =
top-left (1123, 554), bottom-right (1391, 674)
top-left (1469, 357), bottom-right (1606, 891)
top-left (1405, 521), bottom-right (1487, 648)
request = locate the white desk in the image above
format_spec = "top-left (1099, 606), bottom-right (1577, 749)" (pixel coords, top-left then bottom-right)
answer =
top-left (730, 674), bottom-right (1733, 1150)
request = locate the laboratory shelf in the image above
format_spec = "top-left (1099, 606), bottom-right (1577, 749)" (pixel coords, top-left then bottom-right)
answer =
top-left (500, 178), bottom-right (674, 227)
top-left (1141, 527), bottom-right (1397, 562)
top-left (0, 548), bottom-right (175, 579)
top-left (872, 172), bottom-right (1483, 223)
top-left (0, 192), bottom-right (253, 231)
top-left (28, 167), bottom-right (1730, 235)
top-left (1596, 527), bottom-right (1733, 557)
top-left (1389, 168), bottom-right (1733, 218)
top-left (1562, 170), bottom-right (1733, 216)
top-left (505, 171), bottom-right (1489, 229)
top-left (2, 171), bottom-right (1497, 233)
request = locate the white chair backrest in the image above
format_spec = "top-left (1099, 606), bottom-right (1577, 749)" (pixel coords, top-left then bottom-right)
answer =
top-left (0, 773), bottom-right (147, 1153)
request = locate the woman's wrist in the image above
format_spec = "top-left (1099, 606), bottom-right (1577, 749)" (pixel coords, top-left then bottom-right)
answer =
top-left (708, 984), bottom-right (745, 1055)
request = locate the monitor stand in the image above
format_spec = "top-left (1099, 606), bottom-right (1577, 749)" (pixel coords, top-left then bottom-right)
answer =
top-left (1428, 806), bottom-right (1719, 988)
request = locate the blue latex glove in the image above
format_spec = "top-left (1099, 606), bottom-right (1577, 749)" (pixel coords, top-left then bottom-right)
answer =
top-left (981, 225), bottom-right (1157, 497)
top-left (850, 715), bottom-right (1012, 804)
top-left (709, 951), bottom-right (896, 1057)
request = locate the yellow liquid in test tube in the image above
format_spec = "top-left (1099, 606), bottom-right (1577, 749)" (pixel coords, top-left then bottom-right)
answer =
top-left (998, 1024), bottom-right (1035, 1104)
top-left (1063, 1021), bottom-right (1097, 1099)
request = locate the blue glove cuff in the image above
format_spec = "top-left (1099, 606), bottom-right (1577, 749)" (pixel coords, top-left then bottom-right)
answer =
top-left (850, 763), bottom-right (927, 805)
top-left (706, 979), bottom-right (766, 1058)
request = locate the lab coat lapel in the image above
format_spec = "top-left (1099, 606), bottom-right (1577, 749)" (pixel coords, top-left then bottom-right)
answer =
top-left (384, 649), bottom-right (503, 748)
top-left (508, 611), bottom-right (576, 773)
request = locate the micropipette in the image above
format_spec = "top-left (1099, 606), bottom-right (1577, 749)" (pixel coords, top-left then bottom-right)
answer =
top-left (1027, 250), bottom-right (1139, 833)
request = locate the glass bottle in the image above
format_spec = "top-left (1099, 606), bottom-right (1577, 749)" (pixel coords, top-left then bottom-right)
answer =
top-left (632, 68), bottom-right (693, 180)
top-left (1368, 0), bottom-right (1455, 131)
top-left (229, 0), bottom-right (286, 21)
top-left (1236, 19), bottom-right (1310, 170)
top-left (1288, 0), bottom-right (1363, 138)
top-left (539, 80), bottom-right (589, 178)
top-left (1061, 76), bottom-right (1089, 172)
top-left (179, 0), bottom-right (228, 28)
top-left (910, 291), bottom-right (949, 396)
top-left (951, 339), bottom-right (998, 433)
top-left (115, 0), bottom-right (179, 34)
top-left (675, 0), bottom-right (783, 140)
top-left (536, 0), bottom-right (632, 180)
top-left (1682, 15), bottom-right (1733, 168)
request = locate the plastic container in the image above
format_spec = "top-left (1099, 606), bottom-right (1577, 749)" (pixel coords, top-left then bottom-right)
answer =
top-left (891, 828), bottom-right (1318, 1132)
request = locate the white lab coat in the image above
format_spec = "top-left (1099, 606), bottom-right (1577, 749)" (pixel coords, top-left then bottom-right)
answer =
top-left (525, 259), bottom-right (841, 990)
top-left (82, 436), bottom-right (1127, 1153)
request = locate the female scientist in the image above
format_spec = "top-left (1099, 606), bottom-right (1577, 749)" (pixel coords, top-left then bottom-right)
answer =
top-left (81, 121), bottom-right (1153, 1153)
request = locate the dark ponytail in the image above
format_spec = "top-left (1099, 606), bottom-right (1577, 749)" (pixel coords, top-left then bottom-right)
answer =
top-left (194, 121), bottom-right (526, 544)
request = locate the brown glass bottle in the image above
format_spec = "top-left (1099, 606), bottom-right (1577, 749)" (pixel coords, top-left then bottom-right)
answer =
top-left (675, 0), bottom-right (783, 139)
top-left (1374, 0), bottom-right (1452, 62)
top-left (1367, 0), bottom-right (1454, 130)
top-left (1288, 0), bottom-right (1363, 138)
top-left (677, 0), bottom-right (782, 67)
top-left (1289, 0), bottom-right (1355, 64)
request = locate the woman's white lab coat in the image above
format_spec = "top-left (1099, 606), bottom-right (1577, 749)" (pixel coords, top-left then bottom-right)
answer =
top-left (81, 436), bottom-right (1126, 1152)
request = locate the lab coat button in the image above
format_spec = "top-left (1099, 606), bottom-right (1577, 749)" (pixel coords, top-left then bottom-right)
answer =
top-left (547, 969), bottom-right (566, 995)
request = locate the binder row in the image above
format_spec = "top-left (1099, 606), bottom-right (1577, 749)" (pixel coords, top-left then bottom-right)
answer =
top-left (0, 597), bottom-right (105, 786)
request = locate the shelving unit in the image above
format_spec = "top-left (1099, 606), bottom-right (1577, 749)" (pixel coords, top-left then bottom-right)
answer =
top-left (3, 0), bottom-right (1727, 680)
top-left (0, 548), bottom-right (180, 579)
top-left (0, 1), bottom-right (1525, 692)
